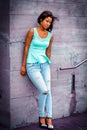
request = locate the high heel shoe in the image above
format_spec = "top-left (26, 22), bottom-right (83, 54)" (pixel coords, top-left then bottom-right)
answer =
top-left (46, 117), bottom-right (54, 130)
top-left (39, 117), bottom-right (47, 128)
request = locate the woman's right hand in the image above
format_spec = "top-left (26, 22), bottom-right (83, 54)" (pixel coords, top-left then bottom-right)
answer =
top-left (20, 29), bottom-right (34, 76)
top-left (20, 65), bottom-right (26, 76)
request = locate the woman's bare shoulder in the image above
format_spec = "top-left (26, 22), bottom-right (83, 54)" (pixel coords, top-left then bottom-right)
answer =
top-left (27, 28), bottom-right (34, 36)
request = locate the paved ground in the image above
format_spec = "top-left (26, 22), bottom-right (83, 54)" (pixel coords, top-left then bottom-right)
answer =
top-left (0, 112), bottom-right (87, 130)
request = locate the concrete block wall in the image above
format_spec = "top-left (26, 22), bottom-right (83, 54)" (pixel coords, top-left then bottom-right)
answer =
top-left (0, 0), bottom-right (87, 129)
top-left (0, 0), bottom-right (10, 127)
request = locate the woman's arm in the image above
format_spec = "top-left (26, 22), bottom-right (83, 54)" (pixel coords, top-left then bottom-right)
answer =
top-left (20, 28), bottom-right (34, 76)
top-left (46, 36), bottom-right (54, 59)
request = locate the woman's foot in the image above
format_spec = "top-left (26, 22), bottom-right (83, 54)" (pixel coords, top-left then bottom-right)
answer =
top-left (39, 117), bottom-right (47, 128)
top-left (46, 117), bottom-right (54, 130)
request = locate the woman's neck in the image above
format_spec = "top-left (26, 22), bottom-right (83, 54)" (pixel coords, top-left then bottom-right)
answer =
top-left (38, 25), bottom-right (47, 32)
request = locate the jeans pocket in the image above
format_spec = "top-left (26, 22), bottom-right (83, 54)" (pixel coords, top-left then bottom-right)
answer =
top-left (26, 63), bottom-right (34, 68)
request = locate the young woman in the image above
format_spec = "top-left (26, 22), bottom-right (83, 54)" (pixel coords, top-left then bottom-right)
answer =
top-left (20, 10), bottom-right (57, 129)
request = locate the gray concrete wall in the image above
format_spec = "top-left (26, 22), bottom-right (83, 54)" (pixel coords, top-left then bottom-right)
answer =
top-left (0, 0), bottom-right (87, 129)
top-left (10, 0), bottom-right (87, 129)
top-left (0, 0), bottom-right (10, 127)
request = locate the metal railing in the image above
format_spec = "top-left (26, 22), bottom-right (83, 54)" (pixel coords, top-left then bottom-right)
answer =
top-left (60, 58), bottom-right (87, 70)
top-left (59, 58), bottom-right (87, 114)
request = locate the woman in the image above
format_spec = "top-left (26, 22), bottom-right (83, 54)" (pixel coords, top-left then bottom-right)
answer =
top-left (20, 10), bottom-right (57, 129)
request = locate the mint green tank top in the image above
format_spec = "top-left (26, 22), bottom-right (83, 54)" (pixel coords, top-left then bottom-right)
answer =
top-left (26, 28), bottom-right (52, 64)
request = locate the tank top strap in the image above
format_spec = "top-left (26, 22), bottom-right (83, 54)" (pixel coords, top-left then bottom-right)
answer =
top-left (33, 28), bottom-right (38, 37)
top-left (48, 31), bottom-right (52, 39)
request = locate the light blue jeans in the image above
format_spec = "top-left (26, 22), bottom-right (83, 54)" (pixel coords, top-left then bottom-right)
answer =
top-left (26, 62), bottom-right (52, 118)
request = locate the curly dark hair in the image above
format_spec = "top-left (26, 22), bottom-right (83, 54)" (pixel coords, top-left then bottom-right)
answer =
top-left (37, 10), bottom-right (57, 32)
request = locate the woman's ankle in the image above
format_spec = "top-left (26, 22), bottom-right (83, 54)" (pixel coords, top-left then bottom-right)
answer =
top-left (39, 117), bottom-right (47, 128)
top-left (46, 117), bottom-right (54, 129)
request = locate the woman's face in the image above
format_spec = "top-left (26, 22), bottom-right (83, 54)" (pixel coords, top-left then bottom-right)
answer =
top-left (40, 17), bottom-right (52, 30)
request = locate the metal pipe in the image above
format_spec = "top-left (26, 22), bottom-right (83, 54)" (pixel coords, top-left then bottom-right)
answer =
top-left (60, 58), bottom-right (87, 70)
